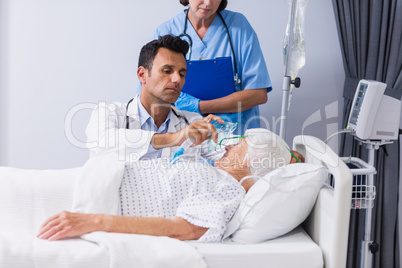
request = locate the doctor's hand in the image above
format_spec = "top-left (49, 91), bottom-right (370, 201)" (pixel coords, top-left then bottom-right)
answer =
top-left (182, 114), bottom-right (224, 145)
top-left (151, 114), bottom-right (224, 149)
top-left (37, 211), bottom-right (101, 241)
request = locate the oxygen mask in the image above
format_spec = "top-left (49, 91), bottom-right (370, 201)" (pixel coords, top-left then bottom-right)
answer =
top-left (208, 122), bottom-right (238, 151)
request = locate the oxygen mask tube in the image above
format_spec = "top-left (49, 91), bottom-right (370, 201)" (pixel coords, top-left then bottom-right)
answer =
top-left (170, 136), bottom-right (195, 164)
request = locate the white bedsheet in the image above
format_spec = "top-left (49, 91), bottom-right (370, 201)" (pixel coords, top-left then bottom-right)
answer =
top-left (0, 154), bottom-right (207, 268)
top-left (189, 226), bottom-right (323, 268)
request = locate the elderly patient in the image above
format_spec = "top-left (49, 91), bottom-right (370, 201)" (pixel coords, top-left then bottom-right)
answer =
top-left (38, 128), bottom-right (302, 242)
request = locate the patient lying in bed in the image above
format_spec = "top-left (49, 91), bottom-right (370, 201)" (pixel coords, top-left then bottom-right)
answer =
top-left (120, 159), bottom-right (243, 242)
top-left (37, 128), bottom-right (303, 243)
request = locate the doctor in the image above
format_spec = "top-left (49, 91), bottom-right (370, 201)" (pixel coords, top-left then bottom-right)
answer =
top-left (150, 0), bottom-right (272, 135)
top-left (86, 35), bottom-right (224, 162)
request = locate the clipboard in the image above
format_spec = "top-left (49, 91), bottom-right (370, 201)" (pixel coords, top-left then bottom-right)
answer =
top-left (181, 57), bottom-right (236, 100)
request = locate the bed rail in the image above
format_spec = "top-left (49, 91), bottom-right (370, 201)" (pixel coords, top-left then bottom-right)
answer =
top-left (293, 135), bottom-right (353, 268)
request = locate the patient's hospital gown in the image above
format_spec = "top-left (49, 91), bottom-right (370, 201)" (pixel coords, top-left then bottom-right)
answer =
top-left (119, 158), bottom-right (245, 242)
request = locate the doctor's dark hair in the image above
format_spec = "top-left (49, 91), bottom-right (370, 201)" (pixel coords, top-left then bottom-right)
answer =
top-left (180, 0), bottom-right (228, 12)
top-left (138, 35), bottom-right (189, 70)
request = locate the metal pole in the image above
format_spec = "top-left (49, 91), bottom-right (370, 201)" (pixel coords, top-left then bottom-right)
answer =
top-left (360, 143), bottom-right (376, 268)
top-left (279, 0), bottom-right (297, 139)
top-left (279, 76), bottom-right (291, 139)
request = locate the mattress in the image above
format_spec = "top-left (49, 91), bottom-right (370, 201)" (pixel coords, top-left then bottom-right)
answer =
top-left (188, 226), bottom-right (323, 268)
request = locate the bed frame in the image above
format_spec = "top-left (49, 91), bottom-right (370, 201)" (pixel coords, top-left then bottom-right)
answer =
top-left (294, 135), bottom-right (353, 267)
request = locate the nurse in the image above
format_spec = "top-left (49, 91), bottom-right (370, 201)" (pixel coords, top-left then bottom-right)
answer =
top-left (150, 0), bottom-right (272, 135)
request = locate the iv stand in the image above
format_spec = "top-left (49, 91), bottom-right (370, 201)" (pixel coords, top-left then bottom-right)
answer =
top-left (355, 138), bottom-right (392, 268)
top-left (279, 0), bottom-right (302, 139)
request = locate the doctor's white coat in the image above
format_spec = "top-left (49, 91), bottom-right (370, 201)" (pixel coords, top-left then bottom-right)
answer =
top-left (85, 95), bottom-right (221, 162)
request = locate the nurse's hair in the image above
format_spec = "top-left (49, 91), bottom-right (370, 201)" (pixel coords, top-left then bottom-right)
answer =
top-left (138, 34), bottom-right (189, 70)
top-left (245, 128), bottom-right (292, 177)
top-left (180, 0), bottom-right (228, 12)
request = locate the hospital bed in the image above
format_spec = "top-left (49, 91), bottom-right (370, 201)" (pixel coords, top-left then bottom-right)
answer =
top-left (0, 135), bottom-right (352, 268)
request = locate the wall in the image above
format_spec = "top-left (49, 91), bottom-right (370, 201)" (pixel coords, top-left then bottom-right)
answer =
top-left (0, 1), bottom-right (8, 166)
top-left (0, 0), bottom-right (344, 169)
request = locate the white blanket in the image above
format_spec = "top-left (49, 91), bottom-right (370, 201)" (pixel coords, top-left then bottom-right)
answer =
top-left (0, 154), bottom-right (207, 268)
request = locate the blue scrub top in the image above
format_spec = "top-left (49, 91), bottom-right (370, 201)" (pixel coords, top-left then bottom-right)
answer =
top-left (150, 10), bottom-right (272, 135)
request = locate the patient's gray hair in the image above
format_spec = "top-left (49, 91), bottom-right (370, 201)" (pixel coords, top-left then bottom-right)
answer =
top-left (245, 128), bottom-right (291, 177)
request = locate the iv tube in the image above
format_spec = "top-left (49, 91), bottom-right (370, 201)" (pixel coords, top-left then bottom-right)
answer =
top-left (279, 0), bottom-right (309, 139)
top-left (283, 0), bottom-right (308, 79)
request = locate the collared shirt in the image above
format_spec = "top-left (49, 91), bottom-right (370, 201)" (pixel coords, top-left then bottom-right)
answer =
top-left (137, 95), bottom-right (172, 159)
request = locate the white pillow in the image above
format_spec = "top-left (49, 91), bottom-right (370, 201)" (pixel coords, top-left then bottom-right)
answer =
top-left (223, 163), bottom-right (327, 243)
top-left (72, 153), bottom-right (126, 215)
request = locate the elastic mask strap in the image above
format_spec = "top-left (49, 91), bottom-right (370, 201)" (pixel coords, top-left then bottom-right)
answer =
top-left (218, 135), bottom-right (248, 148)
top-left (287, 148), bottom-right (300, 163)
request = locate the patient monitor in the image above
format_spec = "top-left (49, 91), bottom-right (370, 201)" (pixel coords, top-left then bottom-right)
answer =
top-left (347, 79), bottom-right (401, 140)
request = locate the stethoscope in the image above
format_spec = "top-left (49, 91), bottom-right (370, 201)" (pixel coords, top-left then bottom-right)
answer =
top-left (125, 98), bottom-right (190, 129)
top-left (179, 9), bottom-right (241, 85)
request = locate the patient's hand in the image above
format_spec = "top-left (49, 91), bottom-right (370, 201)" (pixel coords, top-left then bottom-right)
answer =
top-left (37, 211), bottom-right (100, 241)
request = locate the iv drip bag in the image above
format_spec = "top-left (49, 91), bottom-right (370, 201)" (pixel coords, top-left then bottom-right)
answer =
top-left (283, 0), bottom-right (308, 79)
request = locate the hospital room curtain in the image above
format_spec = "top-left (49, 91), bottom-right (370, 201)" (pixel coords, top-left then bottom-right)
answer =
top-left (331, 1), bottom-right (402, 268)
